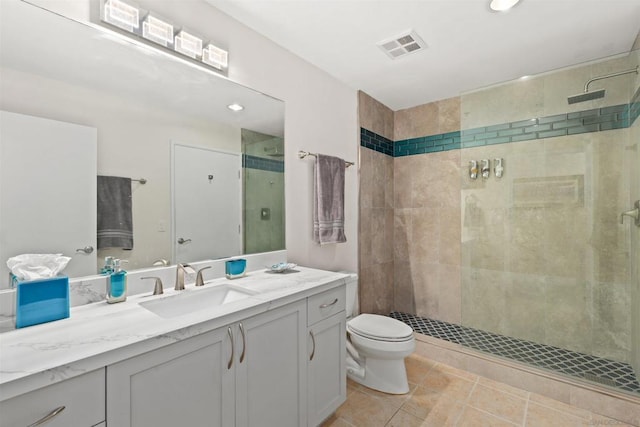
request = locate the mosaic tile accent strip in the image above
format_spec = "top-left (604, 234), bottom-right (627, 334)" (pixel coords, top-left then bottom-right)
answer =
top-left (360, 128), bottom-right (394, 156)
top-left (394, 131), bottom-right (461, 157)
top-left (631, 85), bottom-right (640, 126)
top-left (362, 99), bottom-right (637, 158)
top-left (242, 154), bottom-right (284, 173)
top-left (390, 311), bottom-right (640, 395)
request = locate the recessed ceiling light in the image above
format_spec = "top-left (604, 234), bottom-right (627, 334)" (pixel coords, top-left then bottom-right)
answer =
top-left (227, 103), bottom-right (244, 112)
top-left (490, 0), bottom-right (521, 12)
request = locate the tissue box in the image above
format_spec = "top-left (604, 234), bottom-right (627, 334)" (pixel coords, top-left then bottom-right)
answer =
top-left (225, 259), bottom-right (246, 279)
top-left (15, 276), bottom-right (70, 328)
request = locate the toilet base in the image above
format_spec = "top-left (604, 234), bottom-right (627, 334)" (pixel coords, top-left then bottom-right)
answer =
top-left (346, 355), bottom-right (410, 395)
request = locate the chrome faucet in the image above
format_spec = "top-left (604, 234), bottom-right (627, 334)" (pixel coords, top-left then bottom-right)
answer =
top-left (175, 263), bottom-right (194, 290)
top-left (195, 266), bottom-right (212, 287)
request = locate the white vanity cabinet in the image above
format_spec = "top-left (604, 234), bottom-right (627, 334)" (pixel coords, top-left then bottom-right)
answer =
top-left (307, 286), bottom-right (347, 427)
top-left (106, 328), bottom-right (235, 427)
top-left (0, 369), bottom-right (105, 427)
top-left (106, 299), bottom-right (308, 427)
top-left (235, 299), bottom-right (307, 427)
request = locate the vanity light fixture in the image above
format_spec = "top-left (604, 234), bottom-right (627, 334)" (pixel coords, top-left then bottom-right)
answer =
top-left (103, 0), bottom-right (139, 32)
top-left (98, 0), bottom-right (228, 75)
top-left (227, 103), bottom-right (244, 112)
top-left (203, 44), bottom-right (229, 70)
top-left (174, 30), bottom-right (203, 59)
top-left (489, 0), bottom-right (521, 11)
top-left (142, 15), bottom-right (173, 47)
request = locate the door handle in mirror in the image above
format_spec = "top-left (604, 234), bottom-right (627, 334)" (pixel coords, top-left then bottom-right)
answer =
top-left (177, 238), bottom-right (192, 244)
top-left (75, 246), bottom-right (94, 254)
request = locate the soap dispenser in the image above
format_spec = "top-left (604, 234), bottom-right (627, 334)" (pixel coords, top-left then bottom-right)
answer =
top-left (100, 256), bottom-right (114, 275)
top-left (107, 259), bottom-right (128, 304)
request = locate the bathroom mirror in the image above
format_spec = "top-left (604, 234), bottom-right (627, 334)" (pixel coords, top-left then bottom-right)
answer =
top-left (0, 0), bottom-right (285, 283)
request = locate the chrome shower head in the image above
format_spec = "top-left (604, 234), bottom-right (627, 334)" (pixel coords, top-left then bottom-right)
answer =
top-left (567, 66), bottom-right (638, 105)
top-left (567, 89), bottom-right (606, 104)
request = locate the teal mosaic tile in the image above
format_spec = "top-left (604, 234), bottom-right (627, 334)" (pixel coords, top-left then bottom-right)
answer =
top-left (361, 98), bottom-right (638, 159)
top-left (243, 154), bottom-right (284, 173)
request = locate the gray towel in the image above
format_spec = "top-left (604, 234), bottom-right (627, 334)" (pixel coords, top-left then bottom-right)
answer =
top-left (313, 154), bottom-right (347, 244)
top-left (97, 176), bottom-right (133, 250)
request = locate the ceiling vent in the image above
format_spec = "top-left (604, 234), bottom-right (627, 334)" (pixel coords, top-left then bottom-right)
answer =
top-left (377, 30), bottom-right (427, 60)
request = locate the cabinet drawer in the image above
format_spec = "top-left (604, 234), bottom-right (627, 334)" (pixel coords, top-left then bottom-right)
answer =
top-left (308, 286), bottom-right (345, 326)
top-left (0, 369), bottom-right (105, 427)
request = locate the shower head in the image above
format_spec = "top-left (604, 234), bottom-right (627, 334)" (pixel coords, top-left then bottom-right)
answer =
top-left (264, 147), bottom-right (284, 157)
top-left (567, 66), bottom-right (638, 105)
top-left (567, 89), bottom-right (606, 104)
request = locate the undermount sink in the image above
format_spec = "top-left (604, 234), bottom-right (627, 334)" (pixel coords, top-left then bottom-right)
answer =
top-left (139, 284), bottom-right (256, 318)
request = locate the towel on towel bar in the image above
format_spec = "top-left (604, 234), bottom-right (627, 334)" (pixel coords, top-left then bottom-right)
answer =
top-left (313, 154), bottom-right (347, 244)
top-left (97, 175), bottom-right (133, 250)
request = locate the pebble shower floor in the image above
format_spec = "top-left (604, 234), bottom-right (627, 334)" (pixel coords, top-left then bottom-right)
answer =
top-left (390, 312), bottom-right (640, 395)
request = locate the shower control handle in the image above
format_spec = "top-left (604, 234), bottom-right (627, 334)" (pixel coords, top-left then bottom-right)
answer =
top-left (481, 159), bottom-right (490, 179)
top-left (620, 200), bottom-right (640, 226)
top-left (469, 160), bottom-right (478, 180)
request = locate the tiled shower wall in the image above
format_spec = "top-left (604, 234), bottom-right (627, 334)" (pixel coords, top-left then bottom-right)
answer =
top-left (358, 49), bottom-right (639, 365)
top-left (631, 47), bottom-right (640, 377)
top-left (358, 91), bottom-right (395, 314)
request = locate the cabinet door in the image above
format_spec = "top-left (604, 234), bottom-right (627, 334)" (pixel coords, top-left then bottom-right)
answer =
top-left (107, 328), bottom-right (234, 427)
top-left (0, 369), bottom-right (105, 427)
top-left (235, 301), bottom-right (307, 427)
top-left (308, 313), bottom-right (346, 427)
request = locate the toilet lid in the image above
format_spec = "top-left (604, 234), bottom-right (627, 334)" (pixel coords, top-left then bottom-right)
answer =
top-left (347, 314), bottom-right (413, 341)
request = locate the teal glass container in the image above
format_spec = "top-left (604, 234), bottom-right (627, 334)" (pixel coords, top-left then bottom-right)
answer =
top-left (225, 259), bottom-right (246, 279)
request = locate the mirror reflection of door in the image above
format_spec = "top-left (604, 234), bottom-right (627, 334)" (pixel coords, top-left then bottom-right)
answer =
top-left (172, 143), bottom-right (242, 264)
top-left (0, 111), bottom-right (97, 285)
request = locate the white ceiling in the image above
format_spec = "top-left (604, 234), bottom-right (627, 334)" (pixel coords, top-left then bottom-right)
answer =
top-left (206, 0), bottom-right (640, 111)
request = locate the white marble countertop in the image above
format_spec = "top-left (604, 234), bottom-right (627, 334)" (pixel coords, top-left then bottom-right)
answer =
top-left (0, 266), bottom-right (349, 400)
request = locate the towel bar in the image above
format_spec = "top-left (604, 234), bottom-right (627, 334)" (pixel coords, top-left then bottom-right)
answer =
top-left (298, 150), bottom-right (354, 167)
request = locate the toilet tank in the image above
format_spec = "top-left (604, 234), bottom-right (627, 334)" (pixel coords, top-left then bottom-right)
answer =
top-left (343, 273), bottom-right (358, 319)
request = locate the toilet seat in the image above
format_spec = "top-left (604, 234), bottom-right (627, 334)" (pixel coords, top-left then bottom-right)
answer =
top-left (347, 314), bottom-right (413, 342)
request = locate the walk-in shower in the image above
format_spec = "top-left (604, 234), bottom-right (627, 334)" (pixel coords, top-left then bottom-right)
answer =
top-left (385, 47), bottom-right (640, 398)
top-left (457, 49), bottom-right (639, 396)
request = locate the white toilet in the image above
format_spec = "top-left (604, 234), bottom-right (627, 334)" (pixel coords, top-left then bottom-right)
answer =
top-left (345, 275), bottom-right (415, 394)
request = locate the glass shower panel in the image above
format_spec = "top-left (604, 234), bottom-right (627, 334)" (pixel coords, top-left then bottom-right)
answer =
top-left (241, 129), bottom-right (285, 254)
top-left (459, 49), bottom-right (639, 395)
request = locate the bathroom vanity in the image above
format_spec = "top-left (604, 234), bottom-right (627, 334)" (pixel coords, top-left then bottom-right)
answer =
top-left (0, 267), bottom-right (348, 427)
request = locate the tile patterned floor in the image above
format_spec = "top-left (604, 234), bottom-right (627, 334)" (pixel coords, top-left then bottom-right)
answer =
top-left (390, 312), bottom-right (640, 396)
top-left (322, 353), bottom-right (634, 427)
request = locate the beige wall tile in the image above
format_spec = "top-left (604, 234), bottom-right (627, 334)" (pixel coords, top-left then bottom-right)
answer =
top-left (394, 156), bottom-right (415, 208)
top-left (394, 261), bottom-right (416, 314)
top-left (358, 90), bottom-right (394, 140)
top-left (395, 102), bottom-right (439, 141)
top-left (409, 208), bottom-right (440, 261)
top-left (438, 264), bottom-right (461, 324)
top-left (394, 209), bottom-right (412, 261)
top-left (438, 97), bottom-right (461, 134)
top-left (412, 262), bottom-right (441, 319)
top-left (591, 281), bottom-right (631, 362)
